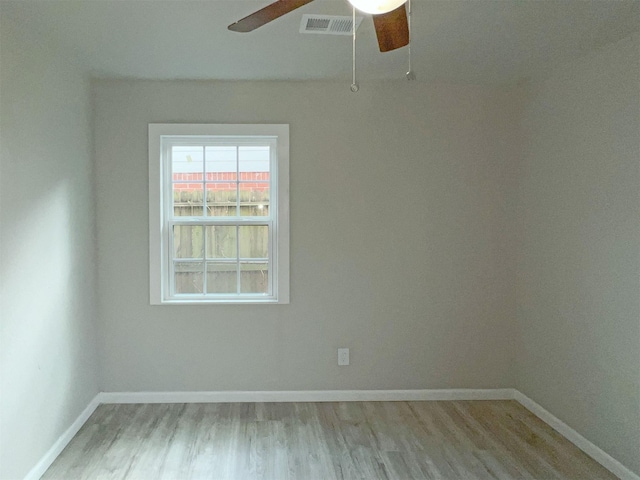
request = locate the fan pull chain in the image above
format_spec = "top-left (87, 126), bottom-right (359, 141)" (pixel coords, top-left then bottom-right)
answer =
top-left (350, 5), bottom-right (359, 92)
top-left (406, 0), bottom-right (415, 80)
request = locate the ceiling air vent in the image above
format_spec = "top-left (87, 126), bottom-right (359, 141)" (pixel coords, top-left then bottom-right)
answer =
top-left (299, 14), bottom-right (363, 35)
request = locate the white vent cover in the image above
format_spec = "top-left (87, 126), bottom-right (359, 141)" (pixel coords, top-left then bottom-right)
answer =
top-left (299, 14), bottom-right (363, 35)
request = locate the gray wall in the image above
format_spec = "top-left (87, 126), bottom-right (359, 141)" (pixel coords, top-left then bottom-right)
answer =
top-left (93, 80), bottom-right (519, 393)
top-left (515, 33), bottom-right (640, 475)
top-left (0, 11), bottom-right (100, 480)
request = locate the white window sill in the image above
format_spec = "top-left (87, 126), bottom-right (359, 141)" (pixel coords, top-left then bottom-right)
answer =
top-left (154, 297), bottom-right (287, 305)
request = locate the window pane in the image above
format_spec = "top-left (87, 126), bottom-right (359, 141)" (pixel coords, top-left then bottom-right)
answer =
top-left (173, 225), bottom-right (203, 259)
top-left (173, 183), bottom-right (203, 217)
top-left (206, 263), bottom-right (237, 294)
top-left (206, 183), bottom-right (237, 217)
top-left (206, 146), bottom-right (237, 181)
top-left (206, 146), bottom-right (237, 217)
top-left (175, 262), bottom-right (203, 294)
top-left (239, 184), bottom-right (269, 217)
top-left (239, 146), bottom-right (269, 175)
top-left (239, 226), bottom-right (268, 259)
top-left (240, 262), bottom-right (268, 294)
top-left (173, 145), bottom-right (204, 172)
top-left (205, 226), bottom-right (237, 259)
top-left (173, 146), bottom-right (204, 217)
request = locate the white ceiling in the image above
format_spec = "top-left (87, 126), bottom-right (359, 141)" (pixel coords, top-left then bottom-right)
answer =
top-left (2, 0), bottom-right (639, 85)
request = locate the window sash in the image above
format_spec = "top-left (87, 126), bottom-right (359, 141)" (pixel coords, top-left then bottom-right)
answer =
top-left (165, 138), bottom-right (276, 222)
top-left (161, 135), bottom-right (278, 301)
top-left (167, 220), bottom-right (274, 298)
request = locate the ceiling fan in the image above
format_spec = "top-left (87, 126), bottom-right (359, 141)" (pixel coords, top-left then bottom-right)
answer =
top-left (228, 0), bottom-right (409, 53)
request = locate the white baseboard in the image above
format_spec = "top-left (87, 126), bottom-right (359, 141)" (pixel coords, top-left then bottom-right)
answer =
top-left (97, 388), bottom-right (515, 404)
top-left (512, 390), bottom-right (640, 480)
top-left (24, 394), bottom-right (101, 480)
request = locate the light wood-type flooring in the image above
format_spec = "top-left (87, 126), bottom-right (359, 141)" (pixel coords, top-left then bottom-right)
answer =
top-left (42, 400), bottom-right (616, 480)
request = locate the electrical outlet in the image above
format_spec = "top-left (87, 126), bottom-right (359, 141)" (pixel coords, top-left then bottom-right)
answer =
top-left (338, 348), bottom-right (350, 366)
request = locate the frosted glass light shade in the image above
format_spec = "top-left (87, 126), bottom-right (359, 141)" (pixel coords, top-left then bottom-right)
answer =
top-left (347, 0), bottom-right (406, 14)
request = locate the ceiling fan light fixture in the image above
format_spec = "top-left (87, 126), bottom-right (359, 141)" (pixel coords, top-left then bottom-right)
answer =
top-left (346, 0), bottom-right (406, 14)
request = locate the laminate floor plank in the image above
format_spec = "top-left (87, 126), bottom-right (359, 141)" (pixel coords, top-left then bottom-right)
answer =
top-left (42, 400), bottom-right (618, 480)
top-left (443, 403), bottom-right (536, 480)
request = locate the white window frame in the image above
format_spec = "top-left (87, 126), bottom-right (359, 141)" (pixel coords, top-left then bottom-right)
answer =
top-left (149, 124), bottom-right (289, 305)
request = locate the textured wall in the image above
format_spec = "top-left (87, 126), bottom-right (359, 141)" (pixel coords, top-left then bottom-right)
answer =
top-left (0, 11), bottom-right (100, 480)
top-left (515, 33), bottom-right (640, 475)
top-left (93, 79), bottom-right (518, 393)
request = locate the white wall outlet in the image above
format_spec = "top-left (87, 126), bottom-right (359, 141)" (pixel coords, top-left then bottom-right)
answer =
top-left (338, 348), bottom-right (350, 366)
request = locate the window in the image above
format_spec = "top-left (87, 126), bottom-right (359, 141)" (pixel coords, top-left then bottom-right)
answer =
top-left (149, 124), bottom-right (289, 304)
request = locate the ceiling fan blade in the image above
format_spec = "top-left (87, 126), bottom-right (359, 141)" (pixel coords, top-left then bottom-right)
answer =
top-left (372, 4), bottom-right (409, 52)
top-left (228, 0), bottom-right (315, 33)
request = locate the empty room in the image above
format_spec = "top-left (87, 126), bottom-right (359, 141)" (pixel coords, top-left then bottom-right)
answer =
top-left (0, 0), bottom-right (638, 479)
